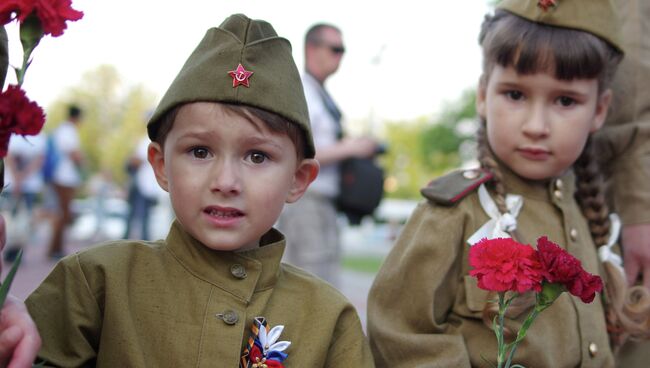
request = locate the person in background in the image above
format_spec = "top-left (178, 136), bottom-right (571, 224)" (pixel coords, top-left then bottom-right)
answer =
top-left (47, 104), bottom-right (84, 259)
top-left (2, 133), bottom-right (46, 262)
top-left (596, 0), bottom-right (650, 364)
top-left (277, 23), bottom-right (378, 287)
top-left (123, 132), bottom-right (165, 241)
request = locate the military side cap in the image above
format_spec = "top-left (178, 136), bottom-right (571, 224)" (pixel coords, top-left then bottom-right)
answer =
top-left (147, 14), bottom-right (315, 158)
top-left (497, 0), bottom-right (624, 54)
top-left (421, 168), bottom-right (493, 206)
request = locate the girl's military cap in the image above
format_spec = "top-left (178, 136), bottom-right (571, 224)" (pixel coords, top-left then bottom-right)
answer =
top-left (497, 0), bottom-right (624, 54)
top-left (147, 14), bottom-right (315, 158)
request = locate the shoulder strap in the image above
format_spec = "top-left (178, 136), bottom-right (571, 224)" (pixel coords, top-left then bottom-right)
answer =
top-left (420, 168), bottom-right (493, 206)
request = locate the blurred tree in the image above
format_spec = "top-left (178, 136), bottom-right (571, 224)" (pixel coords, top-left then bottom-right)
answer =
top-left (382, 89), bottom-right (477, 199)
top-left (44, 65), bottom-right (157, 189)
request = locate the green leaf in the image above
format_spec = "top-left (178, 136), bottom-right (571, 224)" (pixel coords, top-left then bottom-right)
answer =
top-left (0, 249), bottom-right (23, 308)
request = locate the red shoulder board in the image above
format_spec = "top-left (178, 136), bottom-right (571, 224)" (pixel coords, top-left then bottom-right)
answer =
top-left (420, 168), bottom-right (493, 206)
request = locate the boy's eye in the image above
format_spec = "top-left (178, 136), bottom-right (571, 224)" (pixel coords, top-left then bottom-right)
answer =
top-left (505, 90), bottom-right (524, 101)
top-left (557, 96), bottom-right (576, 107)
top-left (248, 151), bottom-right (267, 164)
top-left (191, 147), bottom-right (210, 159)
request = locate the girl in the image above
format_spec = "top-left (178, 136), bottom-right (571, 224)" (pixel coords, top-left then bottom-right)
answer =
top-left (368, 0), bottom-right (649, 366)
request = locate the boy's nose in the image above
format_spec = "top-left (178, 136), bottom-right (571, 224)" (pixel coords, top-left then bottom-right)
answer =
top-left (522, 103), bottom-right (550, 138)
top-left (211, 160), bottom-right (241, 195)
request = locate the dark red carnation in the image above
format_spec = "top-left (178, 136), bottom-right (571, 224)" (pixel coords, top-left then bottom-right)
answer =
top-left (0, 85), bottom-right (45, 157)
top-left (536, 236), bottom-right (581, 283)
top-left (0, 0), bottom-right (33, 25)
top-left (536, 236), bottom-right (603, 303)
top-left (32, 0), bottom-right (83, 37)
top-left (567, 270), bottom-right (603, 303)
top-left (469, 238), bottom-right (545, 293)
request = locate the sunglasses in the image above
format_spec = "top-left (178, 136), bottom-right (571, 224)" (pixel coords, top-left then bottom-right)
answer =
top-left (316, 42), bottom-right (345, 55)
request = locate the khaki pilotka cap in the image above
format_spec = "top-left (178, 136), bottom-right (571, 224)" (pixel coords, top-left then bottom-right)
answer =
top-left (497, 0), bottom-right (625, 54)
top-left (147, 14), bottom-right (315, 158)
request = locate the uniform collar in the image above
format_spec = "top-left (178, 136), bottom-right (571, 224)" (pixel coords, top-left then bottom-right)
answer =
top-left (496, 159), bottom-right (576, 203)
top-left (164, 220), bottom-right (285, 303)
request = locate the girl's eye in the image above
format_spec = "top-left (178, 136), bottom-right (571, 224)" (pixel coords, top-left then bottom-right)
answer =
top-left (557, 96), bottom-right (576, 107)
top-left (249, 151), bottom-right (268, 164)
top-left (191, 147), bottom-right (210, 159)
top-left (505, 90), bottom-right (524, 101)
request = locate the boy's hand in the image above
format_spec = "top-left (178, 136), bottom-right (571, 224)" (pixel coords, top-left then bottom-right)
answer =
top-left (0, 295), bottom-right (41, 368)
top-left (623, 223), bottom-right (650, 290)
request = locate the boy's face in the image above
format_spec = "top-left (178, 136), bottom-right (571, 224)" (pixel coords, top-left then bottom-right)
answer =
top-left (477, 65), bottom-right (611, 180)
top-left (149, 102), bottom-right (318, 251)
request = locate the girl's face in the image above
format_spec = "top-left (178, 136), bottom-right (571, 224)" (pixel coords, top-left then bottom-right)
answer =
top-left (477, 65), bottom-right (611, 180)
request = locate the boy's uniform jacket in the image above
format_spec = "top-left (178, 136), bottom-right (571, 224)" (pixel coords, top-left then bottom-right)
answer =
top-left (368, 166), bottom-right (614, 368)
top-left (26, 221), bottom-right (373, 367)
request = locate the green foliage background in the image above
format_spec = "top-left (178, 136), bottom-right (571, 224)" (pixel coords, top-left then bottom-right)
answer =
top-left (41, 65), bottom-right (478, 200)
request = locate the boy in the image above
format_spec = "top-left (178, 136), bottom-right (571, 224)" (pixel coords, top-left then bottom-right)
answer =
top-left (25, 14), bottom-right (373, 367)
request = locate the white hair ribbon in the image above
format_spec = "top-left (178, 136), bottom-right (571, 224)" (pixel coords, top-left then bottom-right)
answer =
top-left (467, 184), bottom-right (523, 246)
top-left (598, 213), bottom-right (624, 278)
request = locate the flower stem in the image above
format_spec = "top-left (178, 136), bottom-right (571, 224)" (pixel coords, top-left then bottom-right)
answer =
top-left (504, 307), bottom-right (541, 367)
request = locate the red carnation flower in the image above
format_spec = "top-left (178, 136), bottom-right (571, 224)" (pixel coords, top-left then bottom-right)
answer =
top-left (567, 270), bottom-right (603, 303)
top-left (0, 0), bottom-right (33, 25)
top-left (32, 0), bottom-right (83, 37)
top-left (0, 85), bottom-right (45, 157)
top-left (469, 238), bottom-right (545, 293)
top-left (536, 236), bottom-right (602, 303)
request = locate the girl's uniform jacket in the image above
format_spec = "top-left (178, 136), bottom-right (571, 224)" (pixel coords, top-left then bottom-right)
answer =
top-left (368, 166), bottom-right (614, 368)
top-left (26, 221), bottom-right (374, 367)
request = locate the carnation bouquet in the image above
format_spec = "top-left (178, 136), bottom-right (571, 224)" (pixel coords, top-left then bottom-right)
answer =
top-left (469, 236), bottom-right (603, 368)
top-left (0, 0), bottom-right (83, 307)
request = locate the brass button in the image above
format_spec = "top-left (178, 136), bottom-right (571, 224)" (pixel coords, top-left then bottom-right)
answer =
top-left (230, 264), bottom-right (247, 279)
top-left (570, 228), bottom-right (578, 241)
top-left (588, 342), bottom-right (598, 357)
top-left (463, 169), bottom-right (480, 180)
top-left (217, 310), bottom-right (239, 325)
top-left (553, 190), bottom-right (563, 200)
top-left (555, 179), bottom-right (563, 190)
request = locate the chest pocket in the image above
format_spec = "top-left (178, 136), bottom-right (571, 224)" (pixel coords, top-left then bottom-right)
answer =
top-left (463, 275), bottom-right (489, 313)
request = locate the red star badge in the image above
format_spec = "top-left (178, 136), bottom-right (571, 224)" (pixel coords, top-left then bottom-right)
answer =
top-left (228, 63), bottom-right (254, 88)
top-left (537, 0), bottom-right (557, 11)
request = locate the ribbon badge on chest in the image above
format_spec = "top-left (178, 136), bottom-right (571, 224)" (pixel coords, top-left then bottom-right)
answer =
top-left (467, 184), bottom-right (523, 246)
top-left (240, 317), bottom-right (291, 368)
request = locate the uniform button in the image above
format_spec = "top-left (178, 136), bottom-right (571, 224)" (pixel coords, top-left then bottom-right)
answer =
top-left (570, 228), bottom-right (578, 241)
top-left (588, 342), bottom-right (598, 357)
top-left (230, 264), bottom-right (247, 279)
top-left (463, 169), bottom-right (480, 180)
top-left (553, 190), bottom-right (563, 200)
top-left (555, 179), bottom-right (563, 190)
top-left (216, 310), bottom-right (239, 325)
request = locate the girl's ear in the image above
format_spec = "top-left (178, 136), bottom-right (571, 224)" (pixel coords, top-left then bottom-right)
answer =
top-left (148, 142), bottom-right (169, 192)
top-left (286, 159), bottom-right (320, 203)
top-left (592, 88), bottom-right (613, 132)
top-left (476, 76), bottom-right (488, 119)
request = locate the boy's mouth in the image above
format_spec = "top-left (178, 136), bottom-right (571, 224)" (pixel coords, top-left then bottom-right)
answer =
top-left (204, 206), bottom-right (244, 218)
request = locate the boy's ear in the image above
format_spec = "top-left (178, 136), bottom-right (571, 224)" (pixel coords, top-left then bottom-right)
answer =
top-left (286, 159), bottom-right (320, 203)
top-left (148, 142), bottom-right (169, 192)
top-left (476, 76), bottom-right (487, 119)
top-left (591, 88), bottom-right (612, 132)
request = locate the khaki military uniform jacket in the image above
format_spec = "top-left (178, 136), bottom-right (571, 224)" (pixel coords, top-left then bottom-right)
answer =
top-left (368, 168), bottom-right (613, 368)
top-left (26, 221), bottom-right (374, 367)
